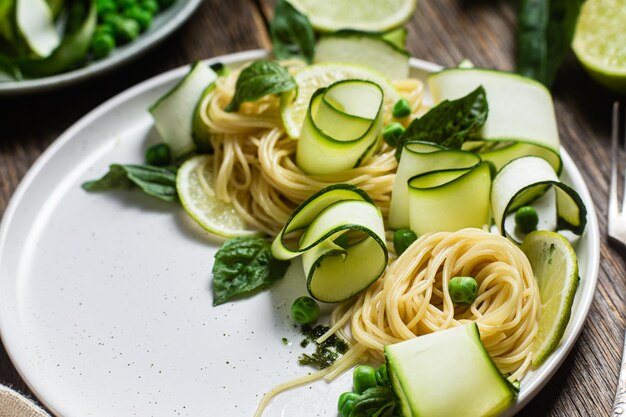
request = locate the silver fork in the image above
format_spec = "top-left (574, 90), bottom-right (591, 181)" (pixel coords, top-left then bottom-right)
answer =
top-left (608, 101), bottom-right (626, 417)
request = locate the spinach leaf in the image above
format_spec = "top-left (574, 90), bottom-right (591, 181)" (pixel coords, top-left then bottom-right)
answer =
top-left (225, 60), bottom-right (297, 112)
top-left (270, 0), bottom-right (315, 64)
top-left (350, 386), bottom-right (397, 417)
top-left (516, 0), bottom-right (583, 87)
top-left (396, 85), bottom-right (488, 160)
top-left (82, 164), bottom-right (178, 202)
top-left (212, 236), bottom-right (290, 306)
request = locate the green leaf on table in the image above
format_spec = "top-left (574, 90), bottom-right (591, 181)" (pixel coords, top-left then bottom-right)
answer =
top-left (212, 236), bottom-right (290, 306)
top-left (270, 0), bottom-right (315, 64)
top-left (396, 85), bottom-right (488, 159)
top-left (225, 60), bottom-right (297, 112)
top-left (516, 0), bottom-right (583, 87)
top-left (82, 164), bottom-right (178, 202)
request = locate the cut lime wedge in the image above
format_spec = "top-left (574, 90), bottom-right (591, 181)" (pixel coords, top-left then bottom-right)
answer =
top-left (280, 63), bottom-right (401, 139)
top-left (287, 0), bottom-right (417, 32)
top-left (177, 155), bottom-right (257, 238)
top-left (521, 231), bottom-right (579, 367)
top-left (573, 0), bottom-right (626, 93)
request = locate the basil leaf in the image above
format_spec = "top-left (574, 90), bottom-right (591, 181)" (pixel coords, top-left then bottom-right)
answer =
top-left (396, 85), bottom-right (488, 159)
top-left (270, 0), bottom-right (315, 64)
top-left (350, 386), bottom-right (396, 417)
top-left (212, 236), bottom-right (290, 306)
top-left (82, 164), bottom-right (178, 202)
top-left (225, 60), bottom-right (297, 112)
top-left (516, 0), bottom-right (583, 87)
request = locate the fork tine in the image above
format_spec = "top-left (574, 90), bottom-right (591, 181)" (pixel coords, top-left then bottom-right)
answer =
top-left (609, 102), bottom-right (620, 231)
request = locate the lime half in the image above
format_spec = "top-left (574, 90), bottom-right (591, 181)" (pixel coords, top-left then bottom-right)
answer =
top-left (287, 0), bottom-right (417, 32)
top-left (573, 0), bottom-right (626, 93)
top-left (281, 63), bottom-right (401, 138)
top-left (521, 231), bottom-right (579, 367)
top-left (177, 155), bottom-right (257, 238)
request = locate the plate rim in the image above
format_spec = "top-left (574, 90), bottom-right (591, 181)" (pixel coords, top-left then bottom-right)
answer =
top-left (0, 49), bottom-right (601, 416)
top-left (0, 0), bottom-right (203, 96)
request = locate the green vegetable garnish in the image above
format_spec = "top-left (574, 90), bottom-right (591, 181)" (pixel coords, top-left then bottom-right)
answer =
top-left (298, 324), bottom-right (349, 369)
top-left (392, 98), bottom-right (411, 118)
top-left (353, 365), bottom-right (378, 394)
top-left (91, 31), bottom-right (115, 58)
top-left (448, 276), bottom-right (478, 304)
top-left (82, 164), bottom-right (178, 202)
top-left (225, 60), bottom-right (297, 112)
top-left (97, 0), bottom-right (117, 15)
top-left (383, 122), bottom-right (405, 147)
top-left (211, 236), bottom-right (290, 306)
top-left (393, 228), bottom-right (417, 256)
top-left (375, 364), bottom-right (389, 386)
top-left (290, 296), bottom-right (320, 325)
top-left (516, 0), bottom-right (583, 87)
top-left (396, 86), bottom-right (488, 160)
top-left (270, 0), bottom-right (315, 64)
top-left (347, 386), bottom-right (397, 417)
top-left (125, 5), bottom-right (153, 31)
top-left (515, 206), bottom-right (539, 233)
top-left (145, 143), bottom-right (172, 166)
top-left (338, 392), bottom-right (359, 417)
top-left (141, 0), bottom-right (160, 14)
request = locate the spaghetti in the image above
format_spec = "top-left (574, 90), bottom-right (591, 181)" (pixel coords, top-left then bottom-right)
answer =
top-left (327, 228), bottom-right (540, 381)
top-left (196, 62), bottom-right (425, 235)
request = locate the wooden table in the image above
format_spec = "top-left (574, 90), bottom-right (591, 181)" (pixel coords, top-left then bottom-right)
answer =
top-left (0, 0), bottom-right (622, 415)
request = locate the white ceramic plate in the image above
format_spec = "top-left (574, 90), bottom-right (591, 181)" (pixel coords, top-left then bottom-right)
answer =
top-left (0, 0), bottom-right (203, 96)
top-left (0, 50), bottom-right (600, 417)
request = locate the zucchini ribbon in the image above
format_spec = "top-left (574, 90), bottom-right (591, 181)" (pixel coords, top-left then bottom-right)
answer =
top-left (271, 184), bottom-right (387, 303)
top-left (296, 79), bottom-right (384, 175)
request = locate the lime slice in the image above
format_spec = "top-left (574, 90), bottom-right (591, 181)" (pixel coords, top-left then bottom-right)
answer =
top-left (281, 63), bottom-right (401, 138)
top-left (573, 0), bottom-right (626, 93)
top-left (287, 0), bottom-right (417, 32)
top-left (177, 155), bottom-right (257, 238)
top-left (521, 231), bottom-right (579, 367)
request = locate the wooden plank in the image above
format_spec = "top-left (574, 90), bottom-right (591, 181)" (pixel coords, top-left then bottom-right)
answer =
top-left (0, 0), bottom-right (269, 409)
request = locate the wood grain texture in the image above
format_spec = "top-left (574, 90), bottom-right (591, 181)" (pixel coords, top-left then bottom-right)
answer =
top-left (0, 0), bottom-right (624, 415)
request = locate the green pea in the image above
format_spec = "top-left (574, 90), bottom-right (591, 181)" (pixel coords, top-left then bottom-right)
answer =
top-left (383, 122), bottom-right (405, 147)
top-left (515, 206), bottom-right (539, 233)
top-left (95, 22), bottom-right (115, 37)
top-left (96, 0), bottom-right (117, 15)
top-left (145, 143), bottom-right (172, 166)
top-left (105, 15), bottom-right (140, 43)
top-left (338, 392), bottom-right (359, 417)
top-left (157, 0), bottom-right (175, 9)
top-left (119, 0), bottom-right (138, 10)
top-left (291, 296), bottom-right (320, 325)
top-left (353, 365), bottom-right (377, 393)
top-left (392, 98), bottom-right (411, 118)
top-left (125, 5), bottom-right (153, 31)
top-left (375, 363), bottom-right (388, 386)
top-left (393, 228), bottom-right (417, 256)
top-left (140, 0), bottom-right (160, 14)
top-left (449, 276), bottom-right (478, 304)
top-left (91, 32), bottom-right (115, 58)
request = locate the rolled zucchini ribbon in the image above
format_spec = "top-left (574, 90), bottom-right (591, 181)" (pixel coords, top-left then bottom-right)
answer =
top-left (271, 184), bottom-right (388, 303)
top-left (389, 141), bottom-right (491, 235)
top-left (491, 156), bottom-right (587, 241)
top-left (429, 68), bottom-right (562, 174)
top-left (296, 79), bottom-right (384, 175)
